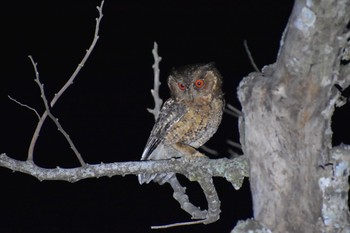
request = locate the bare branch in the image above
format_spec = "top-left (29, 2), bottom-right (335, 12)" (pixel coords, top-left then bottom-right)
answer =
top-left (243, 40), bottom-right (260, 72)
top-left (151, 175), bottom-right (209, 229)
top-left (0, 152), bottom-right (247, 224)
top-left (50, 0), bottom-right (104, 108)
top-left (168, 176), bottom-right (208, 219)
top-left (27, 0), bottom-right (104, 161)
top-left (0, 151), bottom-right (248, 226)
top-left (27, 57), bottom-right (47, 161)
top-left (197, 176), bottom-right (221, 224)
top-left (28, 56), bottom-right (86, 166)
top-left (0, 153), bottom-right (248, 184)
top-left (8, 95), bottom-right (40, 120)
top-left (147, 42), bottom-right (163, 120)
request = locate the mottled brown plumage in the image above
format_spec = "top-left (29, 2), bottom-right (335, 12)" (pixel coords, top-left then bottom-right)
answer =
top-left (138, 63), bottom-right (224, 184)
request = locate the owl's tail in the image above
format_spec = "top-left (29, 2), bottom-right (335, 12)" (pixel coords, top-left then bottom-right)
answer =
top-left (138, 172), bottom-right (175, 185)
top-left (139, 143), bottom-right (180, 184)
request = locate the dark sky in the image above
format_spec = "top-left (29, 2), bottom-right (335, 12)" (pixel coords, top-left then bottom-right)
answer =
top-left (1, 1), bottom-right (349, 233)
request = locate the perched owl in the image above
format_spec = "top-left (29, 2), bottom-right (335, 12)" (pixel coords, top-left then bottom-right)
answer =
top-left (138, 63), bottom-right (224, 185)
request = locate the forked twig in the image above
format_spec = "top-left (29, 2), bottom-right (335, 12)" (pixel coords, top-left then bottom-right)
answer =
top-left (28, 56), bottom-right (86, 166)
top-left (27, 0), bottom-right (104, 161)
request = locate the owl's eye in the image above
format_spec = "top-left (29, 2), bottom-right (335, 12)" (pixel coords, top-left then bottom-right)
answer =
top-left (194, 79), bottom-right (205, 88)
top-left (178, 83), bottom-right (186, 91)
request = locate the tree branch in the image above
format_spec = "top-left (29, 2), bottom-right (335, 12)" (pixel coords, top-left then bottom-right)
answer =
top-left (0, 150), bottom-right (248, 226)
top-left (0, 153), bottom-right (248, 185)
top-left (153, 173), bottom-right (222, 228)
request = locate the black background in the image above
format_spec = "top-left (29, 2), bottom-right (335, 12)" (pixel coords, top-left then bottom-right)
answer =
top-left (1, 1), bottom-right (349, 232)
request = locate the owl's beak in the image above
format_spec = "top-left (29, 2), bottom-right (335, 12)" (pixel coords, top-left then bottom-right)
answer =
top-left (188, 92), bottom-right (194, 102)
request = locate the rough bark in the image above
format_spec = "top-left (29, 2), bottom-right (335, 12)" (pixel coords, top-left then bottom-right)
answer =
top-left (237, 0), bottom-right (350, 232)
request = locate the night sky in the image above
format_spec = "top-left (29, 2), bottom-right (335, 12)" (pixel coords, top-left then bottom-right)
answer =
top-left (1, 1), bottom-right (349, 232)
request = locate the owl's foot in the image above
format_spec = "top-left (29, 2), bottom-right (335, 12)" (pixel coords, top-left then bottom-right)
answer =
top-left (173, 143), bottom-right (205, 157)
top-left (191, 151), bottom-right (205, 157)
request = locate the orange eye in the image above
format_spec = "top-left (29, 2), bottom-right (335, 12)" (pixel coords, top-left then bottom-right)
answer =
top-left (178, 83), bottom-right (186, 91)
top-left (195, 79), bottom-right (205, 88)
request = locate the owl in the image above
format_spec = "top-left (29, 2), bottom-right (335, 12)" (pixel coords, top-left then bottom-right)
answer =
top-left (138, 63), bottom-right (224, 185)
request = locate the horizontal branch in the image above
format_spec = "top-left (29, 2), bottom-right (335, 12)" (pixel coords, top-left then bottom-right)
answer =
top-left (0, 153), bottom-right (248, 187)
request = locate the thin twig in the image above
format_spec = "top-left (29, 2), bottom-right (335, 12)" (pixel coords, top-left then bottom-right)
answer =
top-left (151, 219), bottom-right (206, 229)
top-left (8, 95), bottom-right (40, 120)
top-left (227, 139), bottom-right (242, 150)
top-left (200, 145), bottom-right (219, 156)
top-left (50, 1), bottom-right (104, 108)
top-left (228, 148), bottom-right (240, 158)
top-left (29, 56), bottom-right (86, 166)
top-left (224, 103), bottom-right (242, 118)
top-left (27, 57), bottom-right (47, 161)
top-left (147, 42), bottom-right (163, 120)
top-left (243, 40), bottom-right (260, 72)
top-left (27, 0), bottom-right (104, 161)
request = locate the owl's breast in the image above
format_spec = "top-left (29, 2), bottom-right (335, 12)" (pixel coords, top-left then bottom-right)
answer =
top-left (165, 97), bottom-right (224, 148)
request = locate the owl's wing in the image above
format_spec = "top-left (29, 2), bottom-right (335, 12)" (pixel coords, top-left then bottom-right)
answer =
top-left (141, 98), bottom-right (186, 161)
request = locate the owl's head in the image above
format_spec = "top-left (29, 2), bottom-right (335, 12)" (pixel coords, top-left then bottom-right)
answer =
top-left (167, 63), bottom-right (223, 105)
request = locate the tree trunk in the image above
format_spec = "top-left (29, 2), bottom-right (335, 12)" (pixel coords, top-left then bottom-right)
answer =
top-left (237, 0), bottom-right (350, 232)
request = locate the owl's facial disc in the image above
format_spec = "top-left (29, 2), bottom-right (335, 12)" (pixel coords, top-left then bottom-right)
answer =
top-left (167, 63), bottom-right (223, 105)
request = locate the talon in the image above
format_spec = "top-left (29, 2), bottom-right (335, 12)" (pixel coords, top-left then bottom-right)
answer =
top-left (192, 151), bottom-right (205, 157)
top-left (185, 151), bottom-right (205, 158)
